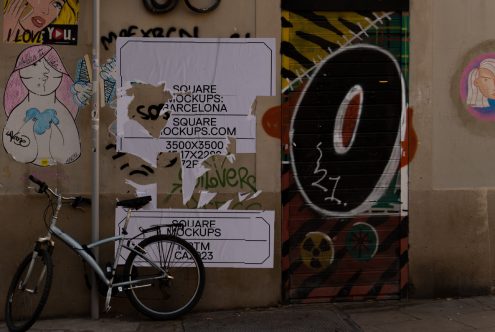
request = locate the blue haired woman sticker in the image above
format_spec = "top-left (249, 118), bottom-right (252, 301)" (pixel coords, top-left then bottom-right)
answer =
top-left (461, 54), bottom-right (495, 121)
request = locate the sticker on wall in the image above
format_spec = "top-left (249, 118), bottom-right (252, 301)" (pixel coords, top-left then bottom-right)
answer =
top-left (3, 0), bottom-right (79, 45)
top-left (3, 45), bottom-right (81, 166)
top-left (460, 54), bottom-right (495, 121)
top-left (72, 54), bottom-right (92, 108)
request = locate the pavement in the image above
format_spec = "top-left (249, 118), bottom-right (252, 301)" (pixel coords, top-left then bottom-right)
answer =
top-left (3, 296), bottom-right (495, 331)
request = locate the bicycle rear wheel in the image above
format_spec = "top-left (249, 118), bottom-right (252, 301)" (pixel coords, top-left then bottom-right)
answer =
top-left (124, 234), bottom-right (205, 320)
top-left (5, 250), bottom-right (53, 332)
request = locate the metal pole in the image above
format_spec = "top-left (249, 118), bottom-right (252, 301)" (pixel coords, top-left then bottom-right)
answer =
top-left (91, 0), bottom-right (100, 320)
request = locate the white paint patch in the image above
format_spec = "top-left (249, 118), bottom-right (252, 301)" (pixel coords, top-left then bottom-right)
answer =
top-left (197, 190), bottom-right (217, 208)
top-left (218, 200), bottom-right (233, 211)
top-left (182, 165), bottom-right (209, 205)
top-left (238, 192), bottom-right (251, 202)
top-left (248, 190), bottom-right (262, 200)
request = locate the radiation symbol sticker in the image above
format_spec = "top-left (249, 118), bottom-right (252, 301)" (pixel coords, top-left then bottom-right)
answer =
top-left (345, 222), bottom-right (379, 261)
top-left (300, 232), bottom-right (334, 271)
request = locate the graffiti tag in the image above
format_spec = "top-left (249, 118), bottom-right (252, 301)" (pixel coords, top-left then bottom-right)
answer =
top-left (5, 130), bottom-right (30, 147)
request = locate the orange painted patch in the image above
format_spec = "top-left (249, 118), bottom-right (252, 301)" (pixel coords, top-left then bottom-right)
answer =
top-left (401, 107), bottom-right (418, 167)
top-left (262, 105), bottom-right (281, 138)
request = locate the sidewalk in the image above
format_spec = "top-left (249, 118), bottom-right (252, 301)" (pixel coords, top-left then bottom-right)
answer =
top-left (338, 296), bottom-right (495, 332)
top-left (0, 303), bottom-right (361, 332)
top-left (3, 296), bottom-right (495, 331)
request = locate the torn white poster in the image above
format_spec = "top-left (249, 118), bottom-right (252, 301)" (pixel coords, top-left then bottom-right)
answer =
top-left (115, 208), bottom-right (275, 268)
top-left (116, 37), bottom-right (276, 203)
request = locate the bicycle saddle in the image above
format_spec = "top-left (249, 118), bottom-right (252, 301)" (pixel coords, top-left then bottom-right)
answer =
top-left (116, 196), bottom-right (152, 209)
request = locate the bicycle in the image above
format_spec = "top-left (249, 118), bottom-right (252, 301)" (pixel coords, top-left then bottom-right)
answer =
top-left (4, 175), bottom-right (205, 332)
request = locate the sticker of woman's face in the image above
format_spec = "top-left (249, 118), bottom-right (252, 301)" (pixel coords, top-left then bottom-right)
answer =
top-left (474, 67), bottom-right (495, 100)
top-left (18, 0), bottom-right (65, 33)
top-left (19, 57), bottom-right (63, 96)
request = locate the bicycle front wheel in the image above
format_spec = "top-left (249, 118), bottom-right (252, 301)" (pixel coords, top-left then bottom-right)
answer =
top-left (5, 250), bottom-right (53, 332)
top-left (124, 234), bottom-right (205, 320)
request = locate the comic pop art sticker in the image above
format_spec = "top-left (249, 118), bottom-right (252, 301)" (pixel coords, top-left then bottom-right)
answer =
top-left (3, 0), bottom-right (79, 45)
top-left (3, 45), bottom-right (82, 166)
top-left (460, 53), bottom-right (495, 121)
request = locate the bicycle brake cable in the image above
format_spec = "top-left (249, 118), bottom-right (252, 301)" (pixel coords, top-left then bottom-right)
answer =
top-left (42, 192), bottom-right (54, 230)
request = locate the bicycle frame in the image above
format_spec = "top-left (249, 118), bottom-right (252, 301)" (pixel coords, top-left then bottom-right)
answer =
top-left (34, 189), bottom-right (169, 307)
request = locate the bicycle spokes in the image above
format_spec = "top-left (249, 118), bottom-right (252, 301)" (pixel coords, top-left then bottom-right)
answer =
top-left (123, 235), bottom-right (205, 319)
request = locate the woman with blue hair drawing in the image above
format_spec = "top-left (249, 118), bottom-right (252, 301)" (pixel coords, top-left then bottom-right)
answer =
top-left (2, 45), bottom-right (80, 166)
top-left (467, 58), bottom-right (495, 112)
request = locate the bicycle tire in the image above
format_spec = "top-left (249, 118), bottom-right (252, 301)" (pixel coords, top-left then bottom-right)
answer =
top-left (124, 234), bottom-right (205, 320)
top-left (142, 0), bottom-right (179, 14)
top-left (5, 250), bottom-right (53, 332)
top-left (184, 0), bottom-right (221, 13)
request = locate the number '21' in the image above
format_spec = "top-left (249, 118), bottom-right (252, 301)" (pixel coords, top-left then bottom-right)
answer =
top-left (311, 142), bottom-right (345, 206)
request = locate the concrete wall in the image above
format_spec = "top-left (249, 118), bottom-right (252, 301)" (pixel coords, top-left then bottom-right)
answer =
top-left (409, 0), bottom-right (495, 297)
top-left (0, 0), bottom-right (281, 319)
top-left (3, 0), bottom-right (495, 319)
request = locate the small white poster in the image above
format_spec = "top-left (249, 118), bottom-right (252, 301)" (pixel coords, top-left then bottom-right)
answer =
top-left (115, 207), bottom-right (275, 268)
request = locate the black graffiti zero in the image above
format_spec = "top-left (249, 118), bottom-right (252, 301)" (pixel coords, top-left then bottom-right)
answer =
top-left (290, 45), bottom-right (404, 216)
top-left (142, 0), bottom-right (221, 14)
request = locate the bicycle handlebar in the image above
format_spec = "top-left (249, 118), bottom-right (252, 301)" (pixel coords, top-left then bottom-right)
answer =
top-left (29, 175), bottom-right (48, 193)
top-left (28, 175), bottom-right (91, 208)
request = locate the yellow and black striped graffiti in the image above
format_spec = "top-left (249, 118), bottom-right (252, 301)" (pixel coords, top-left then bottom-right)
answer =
top-left (282, 10), bottom-right (409, 93)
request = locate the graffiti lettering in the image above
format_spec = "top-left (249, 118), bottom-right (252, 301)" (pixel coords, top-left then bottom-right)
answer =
top-left (311, 142), bottom-right (345, 205)
top-left (5, 131), bottom-right (30, 147)
top-left (197, 167), bottom-right (256, 191)
top-left (101, 26), bottom-right (250, 51)
top-left (311, 142), bottom-right (344, 206)
top-left (311, 142), bottom-right (328, 192)
top-left (135, 104), bottom-right (170, 121)
top-left (101, 26), bottom-right (199, 51)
